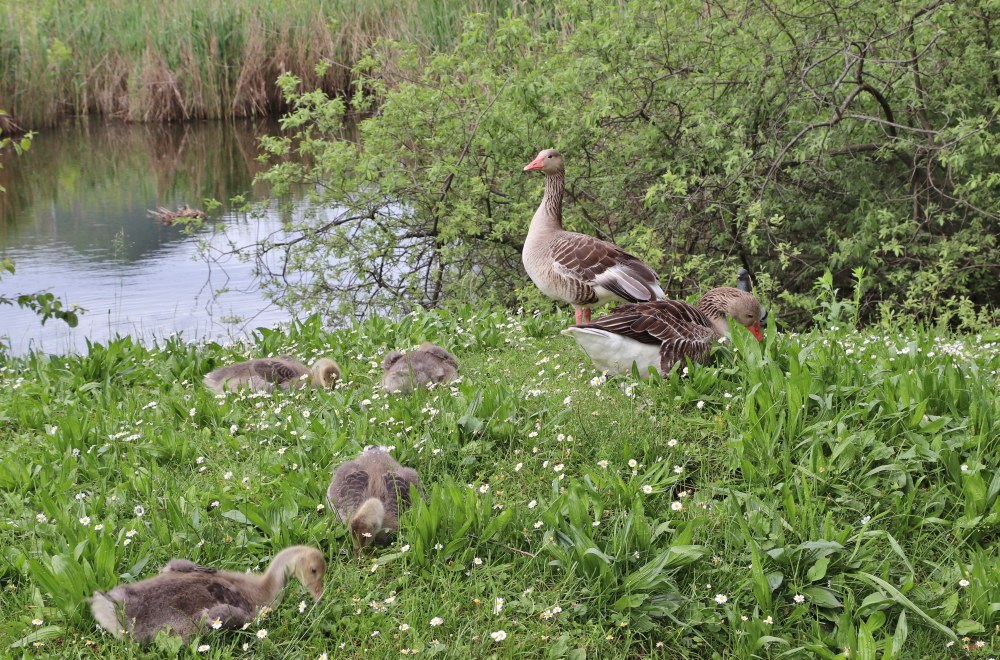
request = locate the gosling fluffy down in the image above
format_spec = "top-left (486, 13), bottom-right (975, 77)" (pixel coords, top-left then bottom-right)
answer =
top-left (89, 546), bottom-right (325, 643)
top-left (203, 356), bottom-right (340, 394)
top-left (380, 342), bottom-right (458, 394)
top-left (327, 446), bottom-right (421, 548)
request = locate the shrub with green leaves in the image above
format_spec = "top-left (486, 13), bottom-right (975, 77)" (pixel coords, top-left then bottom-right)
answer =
top-left (240, 0), bottom-right (1000, 327)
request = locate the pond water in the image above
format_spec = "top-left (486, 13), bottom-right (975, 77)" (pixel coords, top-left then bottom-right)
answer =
top-left (0, 121), bottom-right (293, 355)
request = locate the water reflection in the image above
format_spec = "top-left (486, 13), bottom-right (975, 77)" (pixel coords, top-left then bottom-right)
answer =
top-left (0, 120), bottom-right (290, 354)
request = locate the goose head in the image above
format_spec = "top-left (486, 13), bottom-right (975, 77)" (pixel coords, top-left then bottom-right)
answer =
top-left (284, 546), bottom-right (327, 601)
top-left (727, 294), bottom-right (765, 341)
top-left (349, 499), bottom-right (386, 553)
top-left (523, 149), bottom-right (564, 175)
top-left (700, 288), bottom-right (765, 341)
top-left (311, 358), bottom-right (341, 389)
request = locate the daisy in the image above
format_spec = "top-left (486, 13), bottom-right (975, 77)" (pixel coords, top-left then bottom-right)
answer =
top-left (430, 617), bottom-right (443, 626)
top-left (256, 629), bottom-right (268, 639)
top-left (714, 594), bottom-right (728, 604)
top-left (490, 630), bottom-right (507, 642)
top-left (793, 594), bottom-right (805, 604)
top-left (642, 485), bottom-right (653, 494)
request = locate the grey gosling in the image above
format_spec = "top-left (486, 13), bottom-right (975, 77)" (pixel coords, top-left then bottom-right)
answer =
top-left (380, 342), bottom-right (458, 394)
top-left (203, 356), bottom-right (340, 394)
top-left (327, 446), bottom-right (421, 551)
top-left (89, 545), bottom-right (325, 643)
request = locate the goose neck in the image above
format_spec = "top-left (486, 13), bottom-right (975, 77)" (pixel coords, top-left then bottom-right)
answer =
top-left (529, 171), bottom-right (564, 235)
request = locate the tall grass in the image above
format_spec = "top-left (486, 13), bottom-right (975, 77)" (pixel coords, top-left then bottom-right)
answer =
top-left (0, 0), bottom-right (534, 128)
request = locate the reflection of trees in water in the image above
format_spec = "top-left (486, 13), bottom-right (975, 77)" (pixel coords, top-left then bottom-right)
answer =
top-left (0, 121), bottom-right (275, 262)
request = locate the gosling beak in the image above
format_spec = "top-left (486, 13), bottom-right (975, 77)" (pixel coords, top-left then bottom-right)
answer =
top-left (311, 584), bottom-right (324, 601)
top-left (748, 321), bottom-right (763, 342)
top-left (523, 155), bottom-right (545, 171)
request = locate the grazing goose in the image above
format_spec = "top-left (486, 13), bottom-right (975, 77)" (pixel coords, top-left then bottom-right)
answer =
top-left (203, 357), bottom-right (340, 394)
top-left (89, 546), bottom-right (325, 643)
top-left (327, 446), bottom-right (420, 551)
top-left (562, 287), bottom-right (765, 377)
top-left (522, 149), bottom-right (664, 324)
top-left (380, 342), bottom-right (458, 394)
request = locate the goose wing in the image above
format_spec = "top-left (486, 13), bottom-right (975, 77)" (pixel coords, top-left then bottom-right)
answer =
top-left (251, 357), bottom-right (307, 385)
top-left (160, 559), bottom-right (217, 574)
top-left (381, 468), bottom-right (421, 525)
top-left (549, 232), bottom-right (662, 303)
top-left (578, 300), bottom-right (712, 344)
top-left (327, 461), bottom-right (371, 521)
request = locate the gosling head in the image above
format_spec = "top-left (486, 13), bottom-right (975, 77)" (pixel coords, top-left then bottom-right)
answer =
top-left (310, 358), bottom-right (341, 389)
top-left (286, 546), bottom-right (326, 601)
top-left (349, 499), bottom-right (385, 554)
top-left (523, 148), bottom-right (564, 176)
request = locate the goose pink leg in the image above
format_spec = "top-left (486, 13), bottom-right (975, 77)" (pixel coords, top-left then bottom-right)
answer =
top-left (574, 307), bottom-right (583, 324)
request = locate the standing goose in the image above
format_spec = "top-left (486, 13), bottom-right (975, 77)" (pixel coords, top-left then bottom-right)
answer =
top-left (562, 287), bottom-right (765, 377)
top-left (327, 447), bottom-right (421, 551)
top-left (380, 342), bottom-right (459, 394)
top-left (203, 357), bottom-right (340, 394)
top-left (522, 149), bottom-right (664, 323)
top-left (89, 546), bottom-right (325, 643)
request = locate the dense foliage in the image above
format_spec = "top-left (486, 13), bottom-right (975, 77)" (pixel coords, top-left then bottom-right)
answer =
top-left (245, 0), bottom-right (1000, 328)
top-left (1, 308), bottom-right (998, 656)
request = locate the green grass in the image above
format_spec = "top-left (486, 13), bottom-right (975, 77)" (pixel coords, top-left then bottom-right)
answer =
top-left (0, 0), bottom-right (545, 128)
top-left (1, 308), bottom-right (999, 657)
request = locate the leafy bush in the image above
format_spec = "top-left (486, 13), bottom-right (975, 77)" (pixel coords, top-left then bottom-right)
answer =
top-left (240, 0), bottom-right (1000, 327)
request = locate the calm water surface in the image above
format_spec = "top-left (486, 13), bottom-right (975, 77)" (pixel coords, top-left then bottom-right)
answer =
top-left (0, 121), bottom-right (293, 355)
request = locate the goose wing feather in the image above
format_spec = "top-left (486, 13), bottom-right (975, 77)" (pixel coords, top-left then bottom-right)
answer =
top-left (252, 357), bottom-right (306, 385)
top-left (577, 300), bottom-right (713, 345)
top-left (382, 469), bottom-right (421, 526)
top-left (327, 461), bottom-right (371, 521)
top-left (549, 233), bottom-right (660, 302)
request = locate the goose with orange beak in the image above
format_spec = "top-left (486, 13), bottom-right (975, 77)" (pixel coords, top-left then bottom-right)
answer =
top-left (562, 287), bottom-right (765, 377)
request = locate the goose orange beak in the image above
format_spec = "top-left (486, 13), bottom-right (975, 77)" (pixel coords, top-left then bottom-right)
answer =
top-left (748, 321), bottom-right (763, 341)
top-left (523, 155), bottom-right (545, 171)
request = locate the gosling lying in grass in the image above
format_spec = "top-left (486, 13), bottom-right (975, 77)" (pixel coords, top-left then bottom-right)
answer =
top-left (89, 546), bottom-right (325, 643)
top-left (380, 342), bottom-right (458, 394)
top-left (327, 446), bottom-right (421, 551)
top-left (203, 356), bottom-right (340, 393)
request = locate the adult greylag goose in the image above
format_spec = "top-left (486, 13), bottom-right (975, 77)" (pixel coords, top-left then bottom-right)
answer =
top-left (89, 546), bottom-right (325, 642)
top-left (562, 287), bottom-right (765, 377)
top-left (203, 356), bottom-right (340, 394)
top-left (327, 446), bottom-right (421, 551)
top-left (522, 149), bottom-right (664, 323)
top-left (380, 342), bottom-right (458, 394)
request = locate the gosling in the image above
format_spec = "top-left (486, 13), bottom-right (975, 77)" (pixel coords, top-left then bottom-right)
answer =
top-left (89, 546), bottom-right (325, 643)
top-left (380, 342), bottom-right (458, 394)
top-left (327, 446), bottom-right (421, 551)
top-left (204, 356), bottom-right (340, 394)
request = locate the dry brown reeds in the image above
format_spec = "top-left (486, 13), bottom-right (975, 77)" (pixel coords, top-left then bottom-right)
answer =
top-left (0, 0), bottom-right (527, 129)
